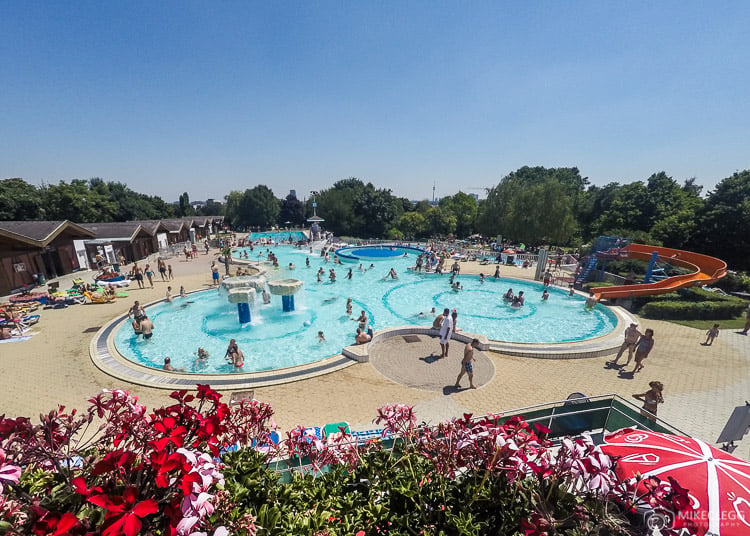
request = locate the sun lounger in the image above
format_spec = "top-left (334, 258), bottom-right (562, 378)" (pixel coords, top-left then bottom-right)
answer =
top-left (83, 291), bottom-right (117, 304)
top-left (323, 421), bottom-right (350, 443)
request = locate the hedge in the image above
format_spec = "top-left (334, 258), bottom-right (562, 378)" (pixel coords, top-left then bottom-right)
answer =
top-left (641, 299), bottom-right (747, 320)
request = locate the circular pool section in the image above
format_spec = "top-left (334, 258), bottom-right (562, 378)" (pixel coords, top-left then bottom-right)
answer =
top-left (113, 245), bottom-right (617, 373)
top-left (336, 245), bottom-right (426, 262)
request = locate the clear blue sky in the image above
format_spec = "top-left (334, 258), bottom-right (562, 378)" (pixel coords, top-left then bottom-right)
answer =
top-left (2, 1), bottom-right (748, 202)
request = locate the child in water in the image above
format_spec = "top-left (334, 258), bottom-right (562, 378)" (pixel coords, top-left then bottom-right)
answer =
top-left (542, 289), bottom-right (549, 301)
top-left (317, 331), bottom-right (326, 342)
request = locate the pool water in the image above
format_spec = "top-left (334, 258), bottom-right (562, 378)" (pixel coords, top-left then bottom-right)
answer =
top-left (248, 231), bottom-right (307, 242)
top-left (113, 246), bottom-right (617, 374)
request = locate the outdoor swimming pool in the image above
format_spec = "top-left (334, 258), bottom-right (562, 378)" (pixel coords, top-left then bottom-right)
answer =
top-left (248, 231), bottom-right (307, 242)
top-left (113, 245), bottom-right (617, 373)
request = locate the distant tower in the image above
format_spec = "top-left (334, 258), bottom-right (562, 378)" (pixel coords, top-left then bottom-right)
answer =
top-left (432, 181), bottom-right (436, 204)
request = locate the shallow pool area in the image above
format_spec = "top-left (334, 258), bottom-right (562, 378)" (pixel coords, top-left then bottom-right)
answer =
top-left (112, 245), bottom-right (617, 374)
top-left (248, 231), bottom-right (308, 242)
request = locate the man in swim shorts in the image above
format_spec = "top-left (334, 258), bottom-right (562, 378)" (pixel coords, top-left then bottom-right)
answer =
top-left (140, 316), bottom-right (154, 340)
top-left (438, 308), bottom-right (453, 358)
top-left (455, 339), bottom-right (480, 389)
top-left (211, 262), bottom-right (220, 286)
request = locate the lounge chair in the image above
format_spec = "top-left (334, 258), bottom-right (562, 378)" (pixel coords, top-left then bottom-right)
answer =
top-left (323, 421), bottom-right (350, 444)
top-left (83, 291), bottom-right (116, 304)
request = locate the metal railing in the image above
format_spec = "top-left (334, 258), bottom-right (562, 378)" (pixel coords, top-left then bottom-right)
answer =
top-left (265, 394), bottom-right (687, 481)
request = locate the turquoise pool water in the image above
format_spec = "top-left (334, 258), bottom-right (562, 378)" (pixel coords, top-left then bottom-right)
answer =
top-left (113, 245), bottom-right (617, 373)
top-left (248, 231), bottom-right (307, 242)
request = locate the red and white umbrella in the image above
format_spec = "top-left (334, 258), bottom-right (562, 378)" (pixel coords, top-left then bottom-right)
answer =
top-left (602, 428), bottom-right (750, 536)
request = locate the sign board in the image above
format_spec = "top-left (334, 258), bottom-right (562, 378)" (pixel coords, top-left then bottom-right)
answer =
top-left (13, 263), bottom-right (26, 272)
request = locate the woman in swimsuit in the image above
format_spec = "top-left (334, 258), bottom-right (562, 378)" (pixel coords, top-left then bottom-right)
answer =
top-left (632, 329), bottom-right (655, 373)
top-left (144, 264), bottom-right (155, 288)
top-left (633, 381), bottom-right (664, 422)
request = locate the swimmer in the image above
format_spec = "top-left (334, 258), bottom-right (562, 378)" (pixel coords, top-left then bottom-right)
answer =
top-left (140, 316), bottom-right (154, 339)
top-left (479, 273), bottom-right (485, 284)
top-left (585, 291), bottom-right (598, 309)
top-left (355, 328), bottom-right (371, 345)
top-left (346, 297), bottom-right (353, 315)
top-left (356, 310), bottom-right (368, 330)
top-left (317, 331), bottom-right (326, 342)
top-left (193, 348), bottom-right (209, 371)
top-left (358, 263), bottom-right (365, 272)
top-left (323, 296), bottom-right (338, 305)
top-left (386, 267), bottom-right (398, 280)
top-left (569, 285), bottom-right (575, 297)
top-left (329, 269), bottom-right (336, 282)
top-left (288, 262), bottom-right (295, 270)
top-left (346, 268), bottom-right (353, 280)
top-left (163, 357), bottom-right (185, 372)
top-left (305, 257), bottom-right (310, 268)
top-left (262, 289), bottom-right (271, 304)
top-left (503, 288), bottom-right (514, 302)
top-left (542, 289), bottom-right (549, 301)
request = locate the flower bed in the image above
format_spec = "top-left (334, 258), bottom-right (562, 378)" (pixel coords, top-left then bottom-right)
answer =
top-left (0, 387), bottom-right (694, 535)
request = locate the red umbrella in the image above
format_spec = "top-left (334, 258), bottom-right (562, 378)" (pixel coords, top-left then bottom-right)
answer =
top-left (602, 428), bottom-right (750, 536)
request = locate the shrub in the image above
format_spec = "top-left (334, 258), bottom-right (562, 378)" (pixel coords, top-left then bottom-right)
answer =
top-left (714, 271), bottom-right (750, 293)
top-left (0, 390), bottom-right (695, 536)
top-left (641, 299), bottom-right (747, 320)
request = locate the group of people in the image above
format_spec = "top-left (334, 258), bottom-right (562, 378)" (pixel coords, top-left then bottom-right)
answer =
top-left (431, 307), bottom-right (479, 389)
top-left (609, 323), bottom-right (655, 374)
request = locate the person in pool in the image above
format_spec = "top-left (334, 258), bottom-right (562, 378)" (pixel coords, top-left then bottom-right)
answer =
top-left (387, 267), bottom-right (398, 279)
top-left (140, 316), bottom-right (154, 339)
top-left (356, 310), bottom-right (368, 329)
top-left (346, 298), bottom-right (353, 315)
top-left (163, 357), bottom-right (185, 372)
top-left (542, 289), bottom-right (549, 301)
top-left (193, 348), bottom-right (209, 371)
top-left (503, 288), bottom-right (514, 302)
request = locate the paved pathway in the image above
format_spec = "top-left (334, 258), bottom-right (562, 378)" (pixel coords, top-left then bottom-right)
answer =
top-left (1, 250), bottom-right (749, 459)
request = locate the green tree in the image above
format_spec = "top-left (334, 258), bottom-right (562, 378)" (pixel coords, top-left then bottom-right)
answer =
top-left (239, 185), bottom-right (280, 229)
top-left (439, 191), bottom-right (478, 237)
top-left (224, 191), bottom-right (244, 229)
top-left (41, 179), bottom-right (118, 223)
top-left (477, 167), bottom-right (582, 244)
top-left (197, 199), bottom-right (224, 216)
top-left (279, 193), bottom-right (305, 226)
top-left (694, 170), bottom-right (750, 270)
top-left (396, 211), bottom-right (427, 239)
top-left (425, 206), bottom-right (457, 237)
top-left (177, 192), bottom-right (195, 217)
top-left (353, 183), bottom-right (403, 238)
top-left (0, 178), bottom-right (45, 220)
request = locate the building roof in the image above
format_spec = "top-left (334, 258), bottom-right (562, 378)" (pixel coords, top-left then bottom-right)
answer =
top-left (129, 220), bottom-right (170, 235)
top-left (160, 219), bottom-right (187, 233)
top-left (80, 222), bottom-right (149, 242)
top-left (0, 220), bottom-right (96, 247)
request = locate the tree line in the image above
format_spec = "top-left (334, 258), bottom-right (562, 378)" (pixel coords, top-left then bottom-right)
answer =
top-left (3, 167), bottom-right (749, 269)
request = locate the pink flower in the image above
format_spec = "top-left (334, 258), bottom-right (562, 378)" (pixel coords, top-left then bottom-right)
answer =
top-left (0, 448), bottom-right (22, 494)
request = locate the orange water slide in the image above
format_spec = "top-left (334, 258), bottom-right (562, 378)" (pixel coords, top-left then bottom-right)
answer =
top-left (592, 244), bottom-right (727, 300)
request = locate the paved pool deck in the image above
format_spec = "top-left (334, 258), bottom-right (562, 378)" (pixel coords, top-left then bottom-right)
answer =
top-left (2, 248), bottom-right (749, 458)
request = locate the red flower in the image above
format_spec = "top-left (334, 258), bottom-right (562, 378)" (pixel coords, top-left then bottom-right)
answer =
top-left (72, 475), bottom-right (102, 496)
top-left (91, 449), bottom-right (136, 476)
top-left (196, 384), bottom-right (222, 403)
top-left (88, 487), bottom-right (158, 536)
top-left (149, 449), bottom-right (184, 488)
top-left (31, 508), bottom-right (79, 536)
top-left (151, 416), bottom-right (188, 451)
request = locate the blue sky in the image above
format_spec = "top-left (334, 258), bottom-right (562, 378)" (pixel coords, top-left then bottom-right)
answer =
top-left (2, 2), bottom-right (748, 202)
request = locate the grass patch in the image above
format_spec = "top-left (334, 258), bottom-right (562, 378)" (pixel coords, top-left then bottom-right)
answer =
top-left (669, 315), bottom-right (747, 330)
